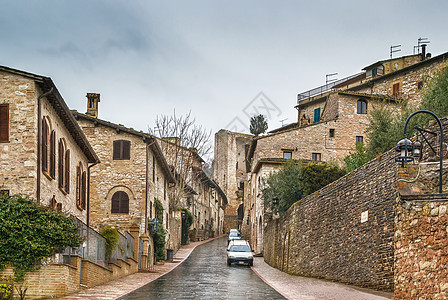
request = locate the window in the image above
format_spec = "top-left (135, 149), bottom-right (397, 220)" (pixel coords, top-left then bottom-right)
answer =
top-left (150, 201), bottom-right (153, 219)
top-left (312, 153), bottom-right (321, 161)
top-left (314, 108), bottom-right (321, 123)
top-left (65, 150), bottom-right (70, 192)
top-left (371, 68), bottom-right (377, 77)
top-left (417, 81), bottom-right (424, 90)
top-left (111, 191), bottom-right (129, 213)
top-left (113, 140), bottom-right (131, 160)
top-left (0, 104), bottom-right (9, 142)
top-left (357, 100), bottom-right (367, 114)
top-left (76, 163), bottom-right (86, 209)
top-left (283, 151), bottom-right (292, 159)
top-left (166, 212), bottom-right (169, 229)
top-left (356, 136), bottom-right (364, 144)
top-left (329, 128), bottom-right (335, 138)
top-left (58, 139), bottom-right (65, 188)
top-left (42, 118), bottom-right (49, 172)
top-left (50, 131), bottom-right (56, 178)
top-left (392, 83), bottom-right (401, 97)
top-left (164, 178), bottom-right (167, 200)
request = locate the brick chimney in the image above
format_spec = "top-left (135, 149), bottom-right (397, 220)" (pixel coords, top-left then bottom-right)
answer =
top-left (86, 93), bottom-right (100, 118)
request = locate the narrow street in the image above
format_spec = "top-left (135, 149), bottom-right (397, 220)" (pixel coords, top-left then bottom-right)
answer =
top-left (119, 237), bottom-right (285, 300)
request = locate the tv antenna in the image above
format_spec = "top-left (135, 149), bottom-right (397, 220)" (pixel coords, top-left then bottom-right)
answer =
top-left (326, 73), bottom-right (338, 85)
top-left (413, 37), bottom-right (430, 54)
top-left (280, 118), bottom-right (288, 126)
top-left (390, 45), bottom-right (401, 59)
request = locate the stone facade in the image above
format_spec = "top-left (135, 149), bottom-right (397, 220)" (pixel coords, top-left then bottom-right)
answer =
top-left (74, 105), bottom-right (176, 268)
top-left (214, 130), bottom-right (252, 232)
top-left (0, 66), bottom-right (98, 223)
top-left (263, 149), bottom-right (397, 292)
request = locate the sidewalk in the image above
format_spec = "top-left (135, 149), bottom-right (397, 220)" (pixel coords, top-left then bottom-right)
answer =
top-left (60, 234), bottom-right (226, 300)
top-left (251, 257), bottom-right (394, 300)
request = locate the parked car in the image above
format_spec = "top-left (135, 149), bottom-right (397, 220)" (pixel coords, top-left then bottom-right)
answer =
top-left (227, 240), bottom-right (253, 266)
top-left (229, 228), bottom-right (240, 234)
top-left (228, 231), bottom-right (241, 244)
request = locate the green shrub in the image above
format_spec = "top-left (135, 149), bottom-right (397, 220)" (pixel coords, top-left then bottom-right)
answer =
top-left (100, 227), bottom-right (119, 261)
top-left (149, 199), bottom-right (166, 261)
top-left (0, 194), bottom-right (82, 282)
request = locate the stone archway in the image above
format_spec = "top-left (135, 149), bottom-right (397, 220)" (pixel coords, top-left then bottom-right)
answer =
top-left (257, 216), bottom-right (263, 253)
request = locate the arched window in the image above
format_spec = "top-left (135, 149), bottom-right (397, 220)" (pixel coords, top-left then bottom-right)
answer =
top-left (111, 191), bottom-right (129, 213)
top-left (49, 131), bottom-right (56, 178)
top-left (357, 99), bottom-right (367, 114)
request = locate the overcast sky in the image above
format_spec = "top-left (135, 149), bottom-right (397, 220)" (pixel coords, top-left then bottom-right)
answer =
top-left (2, 1), bottom-right (448, 144)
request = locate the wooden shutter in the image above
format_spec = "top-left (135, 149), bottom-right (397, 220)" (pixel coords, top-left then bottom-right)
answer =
top-left (42, 119), bottom-right (48, 172)
top-left (111, 191), bottom-right (129, 213)
top-left (65, 150), bottom-right (70, 192)
top-left (392, 83), bottom-right (400, 97)
top-left (119, 192), bottom-right (129, 213)
top-left (50, 131), bottom-right (56, 178)
top-left (58, 140), bottom-right (64, 188)
top-left (0, 104), bottom-right (9, 142)
top-left (113, 140), bottom-right (131, 160)
top-left (76, 165), bottom-right (81, 207)
top-left (122, 140), bottom-right (130, 160)
top-left (81, 172), bottom-right (86, 209)
top-left (113, 140), bottom-right (121, 160)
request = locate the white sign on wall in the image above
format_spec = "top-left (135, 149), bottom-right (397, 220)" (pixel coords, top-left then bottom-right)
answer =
top-left (361, 210), bottom-right (369, 223)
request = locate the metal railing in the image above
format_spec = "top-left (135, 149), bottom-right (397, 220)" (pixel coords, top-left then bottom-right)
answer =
top-left (109, 231), bottom-right (134, 264)
top-left (297, 72), bottom-right (365, 103)
top-left (138, 237), bottom-right (144, 269)
top-left (53, 218), bottom-right (107, 268)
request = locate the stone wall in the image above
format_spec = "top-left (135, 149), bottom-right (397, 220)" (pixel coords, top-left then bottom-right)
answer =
top-left (394, 197), bottom-right (448, 299)
top-left (263, 149), bottom-right (397, 292)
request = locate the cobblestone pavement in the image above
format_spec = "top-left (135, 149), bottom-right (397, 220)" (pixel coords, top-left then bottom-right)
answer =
top-left (120, 237), bottom-right (284, 299)
top-left (252, 256), bottom-right (393, 300)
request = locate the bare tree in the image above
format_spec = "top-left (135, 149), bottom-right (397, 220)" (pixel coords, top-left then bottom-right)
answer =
top-left (150, 111), bottom-right (212, 211)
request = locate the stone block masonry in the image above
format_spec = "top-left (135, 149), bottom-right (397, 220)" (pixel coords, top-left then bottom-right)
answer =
top-left (264, 149), bottom-right (397, 292)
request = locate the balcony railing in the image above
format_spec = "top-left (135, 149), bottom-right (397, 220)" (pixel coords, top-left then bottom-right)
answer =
top-left (297, 72), bottom-right (365, 104)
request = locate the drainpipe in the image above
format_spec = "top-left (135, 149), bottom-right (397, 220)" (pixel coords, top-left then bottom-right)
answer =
top-left (36, 87), bottom-right (53, 201)
top-left (87, 161), bottom-right (99, 227)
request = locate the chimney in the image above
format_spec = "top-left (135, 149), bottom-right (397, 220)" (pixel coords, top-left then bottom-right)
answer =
top-left (86, 93), bottom-right (100, 118)
top-left (421, 44), bottom-right (427, 61)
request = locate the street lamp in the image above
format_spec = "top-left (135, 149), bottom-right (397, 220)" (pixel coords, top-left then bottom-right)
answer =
top-left (395, 110), bottom-right (443, 193)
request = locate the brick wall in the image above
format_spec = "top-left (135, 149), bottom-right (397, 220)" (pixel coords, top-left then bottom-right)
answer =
top-left (263, 149), bottom-right (397, 292)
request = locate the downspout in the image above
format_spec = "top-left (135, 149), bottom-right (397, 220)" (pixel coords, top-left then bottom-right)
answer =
top-left (36, 87), bottom-right (53, 201)
top-left (145, 140), bottom-right (149, 233)
top-left (87, 161), bottom-right (99, 227)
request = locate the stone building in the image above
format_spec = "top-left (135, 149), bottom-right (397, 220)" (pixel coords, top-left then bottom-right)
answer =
top-left (213, 130), bottom-right (253, 233)
top-left (0, 66), bottom-right (99, 223)
top-left (158, 138), bottom-right (227, 241)
top-left (245, 49), bottom-right (448, 253)
top-left (73, 94), bottom-right (176, 268)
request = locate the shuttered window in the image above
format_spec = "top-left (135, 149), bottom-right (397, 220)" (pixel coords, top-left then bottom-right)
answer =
top-left (65, 150), bottom-right (70, 193)
top-left (50, 131), bottom-right (56, 178)
top-left (313, 108), bottom-right (321, 123)
top-left (76, 164), bottom-right (81, 207)
top-left (111, 191), bottom-right (129, 213)
top-left (42, 119), bottom-right (49, 172)
top-left (113, 140), bottom-right (131, 160)
top-left (357, 100), bottom-right (367, 114)
top-left (81, 171), bottom-right (87, 210)
top-left (58, 140), bottom-right (64, 188)
top-left (392, 83), bottom-right (401, 97)
top-left (0, 104), bottom-right (9, 142)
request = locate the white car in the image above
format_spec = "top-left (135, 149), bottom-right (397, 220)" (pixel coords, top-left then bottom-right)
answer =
top-left (227, 231), bottom-right (241, 244)
top-left (227, 240), bottom-right (253, 266)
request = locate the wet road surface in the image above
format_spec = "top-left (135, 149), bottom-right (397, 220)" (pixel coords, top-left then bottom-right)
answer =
top-left (120, 237), bottom-right (285, 300)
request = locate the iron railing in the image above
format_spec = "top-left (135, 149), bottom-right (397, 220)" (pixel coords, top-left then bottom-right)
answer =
top-left (297, 72), bottom-right (365, 104)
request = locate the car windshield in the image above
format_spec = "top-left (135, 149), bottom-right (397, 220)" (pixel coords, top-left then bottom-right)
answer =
top-left (229, 232), bottom-right (240, 237)
top-left (230, 245), bottom-right (251, 252)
